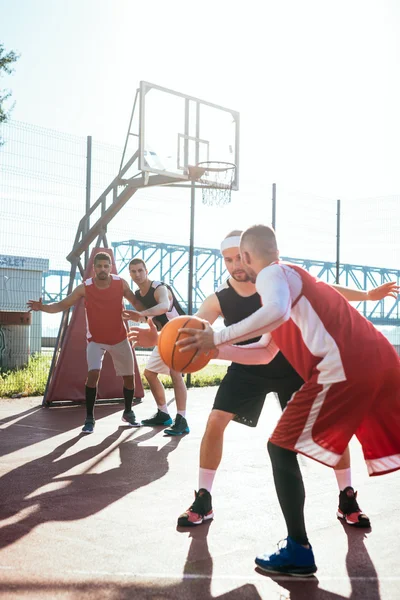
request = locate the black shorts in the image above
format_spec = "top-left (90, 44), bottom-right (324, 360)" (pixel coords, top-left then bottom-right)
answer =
top-left (213, 363), bottom-right (304, 427)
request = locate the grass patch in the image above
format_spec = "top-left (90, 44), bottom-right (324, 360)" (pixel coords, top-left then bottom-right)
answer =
top-left (0, 353), bottom-right (227, 398)
top-left (0, 353), bottom-right (52, 397)
top-left (158, 363), bottom-right (228, 389)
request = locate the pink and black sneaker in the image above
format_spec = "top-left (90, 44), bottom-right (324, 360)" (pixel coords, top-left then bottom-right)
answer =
top-left (177, 489), bottom-right (214, 527)
top-left (337, 486), bottom-right (371, 528)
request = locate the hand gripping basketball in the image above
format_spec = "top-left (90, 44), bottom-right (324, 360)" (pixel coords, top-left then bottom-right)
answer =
top-left (158, 316), bottom-right (216, 373)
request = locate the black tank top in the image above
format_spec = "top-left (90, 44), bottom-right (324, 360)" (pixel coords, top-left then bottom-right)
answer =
top-left (215, 280), bottom-right (300, 378)
top-left (135, 281), bottom-right (185, 329)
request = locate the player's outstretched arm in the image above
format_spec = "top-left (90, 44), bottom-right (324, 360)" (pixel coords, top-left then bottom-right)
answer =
top-left (332, 281), bottom-right (399, 302)
top-left (27, 285), bottom-right (85, 313)
top-left (365, 281), bottom-right (399, 300)
top-left (178, 267), bottom-right (291, 352)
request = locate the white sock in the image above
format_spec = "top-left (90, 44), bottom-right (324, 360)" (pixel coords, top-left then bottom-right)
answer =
top-left (157, 403), bottom-right (169, 414)
top-left (199, 468), bottom-right (216, 493)
top-left (334, 468), bottom-right (352, 491)
top-left (177, 410), bottom-right (186, 418)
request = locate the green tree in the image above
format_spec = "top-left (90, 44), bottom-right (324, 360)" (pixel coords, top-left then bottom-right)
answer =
top-left (0, 44), bottom-right (19, 142)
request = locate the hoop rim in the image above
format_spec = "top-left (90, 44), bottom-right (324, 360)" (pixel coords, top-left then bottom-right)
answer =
top-left (195, 161), bottom-right (236, 173)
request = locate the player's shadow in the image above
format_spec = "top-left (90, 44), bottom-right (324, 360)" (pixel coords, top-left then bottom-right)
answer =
top-left (0, 425), bottom-right (183, 550)
top-left (340, 521), bottom-right (380, 600)
top-left (0, 485), bottom-right (263, 599)
top-left (0, 524), bottom-right (262, 599)
top-left (255, 523), bottom-right (380, 599)
top-left (115, 522), bottom-right (262, 599)
top-left (0, 402), bottom-right (124, 458)
top-left (169, 524), bottom-right (263, 599)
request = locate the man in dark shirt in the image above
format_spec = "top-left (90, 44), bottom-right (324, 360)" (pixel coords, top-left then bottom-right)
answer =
top-left (124, 258), bottom-right (188, 436)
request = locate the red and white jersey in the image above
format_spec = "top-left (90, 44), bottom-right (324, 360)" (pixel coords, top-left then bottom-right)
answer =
top-left (84, 275), bottom-right (127, 346)
top-left (215, 262), bottom-right (399, 384)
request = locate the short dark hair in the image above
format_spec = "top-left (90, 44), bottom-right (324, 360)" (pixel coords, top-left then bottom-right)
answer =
top-left (94, 252), bottom-right (111, 264)
top-left (129, 258), bottom-right (147, 269)
top-left (241, 225), bottom-right (278, 256)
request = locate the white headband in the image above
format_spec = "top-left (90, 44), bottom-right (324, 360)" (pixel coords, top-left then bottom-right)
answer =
top-left (220, 236), bottom-right (241, 253)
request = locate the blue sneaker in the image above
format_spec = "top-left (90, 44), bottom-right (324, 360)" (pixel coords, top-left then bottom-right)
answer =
top-left (255, 536), bottom-right (317, 577)
top-left (82, 417), bottom-right (95, 434)
top-left (164, 414), bottom-right (190, 436)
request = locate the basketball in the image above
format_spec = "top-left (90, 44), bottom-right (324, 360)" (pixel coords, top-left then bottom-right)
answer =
top-left (158, 315), bottom-right (212, 373)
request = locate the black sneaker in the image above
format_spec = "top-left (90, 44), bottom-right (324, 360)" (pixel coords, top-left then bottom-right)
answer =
top-left (122, 410), bottom-right (141, 427)
top-left (164, 414), bottom-right (190, 436)
top-left (337, 486), bottom-right (371, 527)
top-left (177, 489), bottom-right (214, 527)
top-left (82, 417), bottom-right (95, 434)
top-left (141, 409), bottom-right (173, 427)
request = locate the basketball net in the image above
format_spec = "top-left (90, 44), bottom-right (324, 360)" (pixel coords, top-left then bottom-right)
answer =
top-left (188, 161), bottom-right (236, 207)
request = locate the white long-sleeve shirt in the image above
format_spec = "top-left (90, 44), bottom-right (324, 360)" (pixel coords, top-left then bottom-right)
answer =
top-left (215, 262), bottom-right (301, 344)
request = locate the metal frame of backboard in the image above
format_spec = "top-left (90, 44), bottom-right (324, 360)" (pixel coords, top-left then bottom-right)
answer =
top-left (138, 81), bottom-right (240, 190)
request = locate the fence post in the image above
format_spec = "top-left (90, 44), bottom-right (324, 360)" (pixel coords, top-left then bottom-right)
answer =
top-left (186, 181), bottom-right (196, 388)
top-left (272, 183), bottom-right (277, 230)
top-left (336, 199), bottom-right (341, 284)
top-left (84, 135), bottom-right (92, 268)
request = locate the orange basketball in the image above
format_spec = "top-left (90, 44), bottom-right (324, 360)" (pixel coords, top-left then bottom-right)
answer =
top-left (158, 315), bottom-right (212, 374)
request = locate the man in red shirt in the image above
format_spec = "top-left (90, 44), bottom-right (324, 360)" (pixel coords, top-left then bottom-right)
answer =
top-left (27, 252), bottom-right (142, 434)
top-left (178, 225), bottom-right (400, 576)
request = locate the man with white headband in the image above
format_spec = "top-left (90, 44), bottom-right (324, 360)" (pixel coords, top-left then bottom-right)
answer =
top-left (129, 230), bottom-right (397, 531)
top-left (177, 224), bottom-right (400, 576)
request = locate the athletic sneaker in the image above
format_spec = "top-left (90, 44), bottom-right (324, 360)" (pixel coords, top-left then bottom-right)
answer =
top-left (141, 409), bottom-right (173, 427)
top-left (164, 414), bottom-right (190, 436)
top-left (255, 536), bottom-right (317, 577)
top-left (81, 417), bottom-right (95, 434)
top-left (177, 489), bottom-right (214, 527)
top-left (122, 410), bottom-right (141, 427)
top-left (337, 486), bottom-right (371, 527)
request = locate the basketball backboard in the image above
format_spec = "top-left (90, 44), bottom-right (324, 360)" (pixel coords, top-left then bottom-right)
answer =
top-left (138, 81), bottom-right (240, 190)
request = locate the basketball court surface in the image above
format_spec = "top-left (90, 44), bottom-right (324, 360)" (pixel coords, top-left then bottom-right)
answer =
top-left (0, 387), bottom-right (399, 599)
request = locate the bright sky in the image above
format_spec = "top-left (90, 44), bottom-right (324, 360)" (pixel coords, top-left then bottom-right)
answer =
top-left (1, 0), bottom-right (400, 265)
top-left (2, 0), bottom-right (400, 197)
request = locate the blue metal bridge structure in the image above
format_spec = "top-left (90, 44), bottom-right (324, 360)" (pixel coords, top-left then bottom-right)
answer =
top-left (42, 239), bottom-right (400, 327)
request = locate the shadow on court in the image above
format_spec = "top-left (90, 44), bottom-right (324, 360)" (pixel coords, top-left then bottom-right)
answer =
top-left (0, 521), bottom-right (263, 599)
top-left (0, 389), bottom-right (396, 599)
top-left (0, 401), bottom-right (125, 458)
top-left (0, 424), bottom-right (183, 550)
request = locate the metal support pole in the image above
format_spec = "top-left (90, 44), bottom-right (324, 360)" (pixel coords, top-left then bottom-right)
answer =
top-left (272, 183), bottom-right (276, 230)
top-left (186, 182), bottom-right (196, 388)
top-left (84, 135), bottom-right (92, 268)
top-left (188, 183), bottom-right (196, 316)
top-left (336, 199), bottom-right (341, 284)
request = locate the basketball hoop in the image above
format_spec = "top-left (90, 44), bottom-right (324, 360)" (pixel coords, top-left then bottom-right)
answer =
top-left (188, 161), bottom-right (236, 207)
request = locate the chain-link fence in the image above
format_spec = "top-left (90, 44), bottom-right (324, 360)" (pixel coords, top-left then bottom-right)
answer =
top-left (0, 120), bottom-right (399, 396)
top-left (276, 186), bottom-right (400, 352)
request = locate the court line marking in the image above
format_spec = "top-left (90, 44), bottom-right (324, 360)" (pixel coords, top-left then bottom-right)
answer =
top-left (0, 565), bottom-right (399, 581)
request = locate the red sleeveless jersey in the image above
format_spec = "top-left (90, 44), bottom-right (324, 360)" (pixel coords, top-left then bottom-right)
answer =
top-left (84, 275), bottom-right (127, 345)
top-left (270, 263), bottom-right (399, 384)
